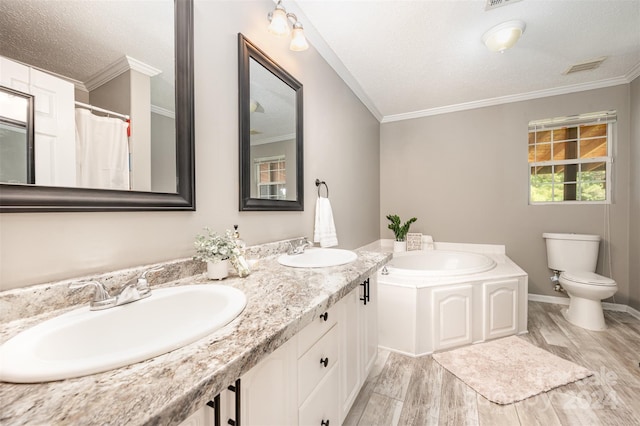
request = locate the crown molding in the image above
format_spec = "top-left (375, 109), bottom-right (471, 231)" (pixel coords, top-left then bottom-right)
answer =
top-left (381, 76), bottom-right (631, 123)
top-left (251, 132), bottom-right (296, 145)
top-left (283, 1), bottom-right (383, 122)
top-left (284, 3), bottom-right (640, 124)
top-left (85, 55), bottom-right (162, 91)
top-left (150, 104), bottom-right (175, 119)
top-left (626, 61), bottom-right (640, 82)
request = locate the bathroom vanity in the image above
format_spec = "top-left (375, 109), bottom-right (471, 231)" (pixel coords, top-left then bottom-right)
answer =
top-left (0, 245), bottom-right (389, 425)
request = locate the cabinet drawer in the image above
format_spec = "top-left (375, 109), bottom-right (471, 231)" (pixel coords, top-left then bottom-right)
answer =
top-left (298, 325), bottom-right (338, 403)
top-left (299, 363), bottom-right (339, 426)
top-left (298, 303), bottom-right (338, 357)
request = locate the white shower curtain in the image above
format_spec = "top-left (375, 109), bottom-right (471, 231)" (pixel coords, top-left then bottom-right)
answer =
top-left (75, 108), bottom-right (130, 190)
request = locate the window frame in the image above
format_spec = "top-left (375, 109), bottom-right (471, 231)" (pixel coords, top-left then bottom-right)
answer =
top-left (527, 111), bottom-right (615, 205)
top-left (254, 155), bottom-right (287, 200)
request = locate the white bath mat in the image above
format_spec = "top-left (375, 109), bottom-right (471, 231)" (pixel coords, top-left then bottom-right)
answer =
top-left (432, 335), bottom-right (593, 405)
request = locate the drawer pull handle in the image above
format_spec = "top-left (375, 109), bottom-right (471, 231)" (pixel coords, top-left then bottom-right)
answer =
top-left (321, 420), bottom-right (330, 426)
top-left (320, 357), bottom-right (329, 367)
top-left (320, 312), bottom-right (328, 321)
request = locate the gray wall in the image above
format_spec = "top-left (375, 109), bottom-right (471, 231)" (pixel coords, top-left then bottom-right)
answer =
top-left (380, 85), bottom-right (633, 304)
top-left (630, 76), bottom-right (640, 311)
top-left (150, 112), bottom-right (177, 193)
top-left (0, 0), bottom-right (380, 290)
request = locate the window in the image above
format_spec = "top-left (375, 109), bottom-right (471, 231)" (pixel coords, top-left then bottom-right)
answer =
top-left (528, 111), bottom-right (615, 204)
top-left (255, 155), bottom-right (286, 200)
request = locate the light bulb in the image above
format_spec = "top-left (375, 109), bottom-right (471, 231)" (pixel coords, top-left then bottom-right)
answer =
top-left (290, 24), bottom-right (309, 51)
top-left (268, 7), bottom-right (290, 37)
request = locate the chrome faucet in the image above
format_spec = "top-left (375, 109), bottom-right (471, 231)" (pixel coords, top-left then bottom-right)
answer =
top-left (70, 266), bottom-right (164, 310)
top-left (288, 237), bottom-right (313, 255)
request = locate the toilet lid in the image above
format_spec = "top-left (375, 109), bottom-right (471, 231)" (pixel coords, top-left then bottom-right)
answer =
top-left (561, 271), bottom-right (616, 286)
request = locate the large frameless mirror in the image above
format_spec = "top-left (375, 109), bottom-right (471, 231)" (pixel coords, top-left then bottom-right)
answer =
top-left (238, 34), bottom-right (303, 211)
top-left (0, 0), bottom-right (194, 212)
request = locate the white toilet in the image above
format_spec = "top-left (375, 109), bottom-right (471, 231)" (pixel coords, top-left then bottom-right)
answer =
top-left (543, 233), bottom-right (618, 331)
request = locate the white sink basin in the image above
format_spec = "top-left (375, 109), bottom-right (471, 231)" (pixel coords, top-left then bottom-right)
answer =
top-left (0, 285), bottom-right (246, 383)
top-left (278, 248), bottom-right (357, 268)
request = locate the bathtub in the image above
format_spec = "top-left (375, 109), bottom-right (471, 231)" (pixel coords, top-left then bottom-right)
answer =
top-left (377, 245), bottom-right (528, 356)
top-left (387, 250), bottom-right (497, 277)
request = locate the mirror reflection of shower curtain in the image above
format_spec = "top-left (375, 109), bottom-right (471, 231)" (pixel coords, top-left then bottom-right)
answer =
top-left (75, 108), bottom-right (130, 190)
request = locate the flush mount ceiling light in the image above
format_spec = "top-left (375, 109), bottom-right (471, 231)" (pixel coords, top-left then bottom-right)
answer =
top-left (268, 0), bottom-right (309, 51)
top-left (482, 20), bottom-right (526, 53)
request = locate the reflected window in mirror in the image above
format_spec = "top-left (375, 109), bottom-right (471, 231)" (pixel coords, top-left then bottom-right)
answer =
top-left (0, 0), bottom-right (194, 212)
top-left (238, 34), bottom-right (303, 211)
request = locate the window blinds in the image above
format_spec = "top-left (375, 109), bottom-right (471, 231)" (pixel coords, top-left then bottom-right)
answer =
top-left (528, 110), bottom-right (617, 131)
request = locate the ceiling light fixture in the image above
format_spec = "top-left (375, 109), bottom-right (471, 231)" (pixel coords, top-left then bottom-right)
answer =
top-left (268, 0), bottom-right (309, 51)
top-left (482, 20), bottom-right (526, 53)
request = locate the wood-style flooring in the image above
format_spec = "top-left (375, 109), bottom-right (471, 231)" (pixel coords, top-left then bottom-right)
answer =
top-left (345, 301), bottom-right (640, 426)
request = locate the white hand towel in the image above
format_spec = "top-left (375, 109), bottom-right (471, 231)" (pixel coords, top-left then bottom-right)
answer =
top-left (314, 196), bottom-right (338, 248)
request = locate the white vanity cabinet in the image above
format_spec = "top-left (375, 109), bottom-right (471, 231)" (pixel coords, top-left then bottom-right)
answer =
top-left (178, 405), bottom-right (215, 426)
top-left (339, 276), bottom-right (378, 422)
top-left (296, 302), bottom-right (340, 426)
top-left (240, 336), bottom-right (298, 425)
top-left (180, 275), bottom-right (378, 426)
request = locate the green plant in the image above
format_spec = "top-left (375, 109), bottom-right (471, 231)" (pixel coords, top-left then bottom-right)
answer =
top-left (194, 228), bottom-right (241, 263)
top-left (386, 214), bottom-right (417, 241)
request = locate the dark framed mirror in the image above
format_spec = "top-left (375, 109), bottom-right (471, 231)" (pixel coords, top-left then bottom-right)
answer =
top-left (238, 34), bottom-right (303, 211)
top-left (0, 0), bottom-right (194, 212)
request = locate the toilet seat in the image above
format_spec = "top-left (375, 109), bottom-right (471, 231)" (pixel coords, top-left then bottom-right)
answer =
top-left (561, 271), bottom-right (616, 287)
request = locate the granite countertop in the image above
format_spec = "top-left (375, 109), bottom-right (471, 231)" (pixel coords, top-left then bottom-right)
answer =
top-left (0, 250), bottom-right (391, 426)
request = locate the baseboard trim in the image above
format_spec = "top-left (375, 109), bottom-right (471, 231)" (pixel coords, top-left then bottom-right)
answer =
top-left (626, 305), bottom-right (640, 320)
top-left (528, 293), bottom-right (640, 319)
top-left (527, 293), bottom-right (569, 305)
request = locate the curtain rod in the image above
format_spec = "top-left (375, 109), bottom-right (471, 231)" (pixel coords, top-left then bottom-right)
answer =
top-left (75, 101), bottom-right (130, 120)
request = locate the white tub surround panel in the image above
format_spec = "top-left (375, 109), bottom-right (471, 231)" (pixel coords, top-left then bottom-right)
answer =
top-left (375, 241), bottom-right (528, 357)
top-left (0, 248), bottom-right (390, 426)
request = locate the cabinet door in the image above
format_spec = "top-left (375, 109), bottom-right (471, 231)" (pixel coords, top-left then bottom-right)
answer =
top-left (361, 275), bottom-right (378, 376)
top-left (483, 279), bottom-right (518, 340)
top-left (177, 405), bottom-right (214, 426)
top-left (241, 337), bottom-right (297, 426)
top-left (432, 285), bottom-right (473, 351)
top-left (299, 364), bottom-right (339, 426)
top-left (339, 287), bottom-right (360, 422)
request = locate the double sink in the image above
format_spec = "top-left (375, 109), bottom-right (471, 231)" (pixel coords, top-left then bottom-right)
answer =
top-left (0, 248), bottom-right (357, 383)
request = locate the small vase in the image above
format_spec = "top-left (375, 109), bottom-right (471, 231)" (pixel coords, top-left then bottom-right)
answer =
top-left (393, 240), bottom-right (407, 252)
top-left (207, 259), bottom-right (229, 280)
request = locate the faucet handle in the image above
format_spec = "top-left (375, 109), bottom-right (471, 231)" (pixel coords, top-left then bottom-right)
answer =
top-left (136, 266), bottom-right (164, 296)
top-left (69, 281), bottom-right (113, 309)
top-left (140, 266), bottom-right (164, 280)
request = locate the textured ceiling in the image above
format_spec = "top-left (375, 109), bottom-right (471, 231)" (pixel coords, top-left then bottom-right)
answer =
top-left (2, 1), bottom-right (638, 122)
top-left (0, 0), bottom-right (174, 110)
top-left (290, 0), bottom-right (640, 121)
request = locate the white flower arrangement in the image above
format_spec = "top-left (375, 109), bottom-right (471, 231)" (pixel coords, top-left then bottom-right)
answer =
top-left (194, 228), bottom-right (241, 263)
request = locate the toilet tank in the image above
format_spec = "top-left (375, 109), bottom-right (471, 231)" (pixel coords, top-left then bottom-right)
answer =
top-left (543, 233), bottom-right (600, 272)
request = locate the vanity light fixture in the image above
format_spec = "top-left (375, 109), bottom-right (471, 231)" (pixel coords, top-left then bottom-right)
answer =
top-left (267, 0), bottom-right (309, 51)
top-left (482, 20), bottom-right (526, 53)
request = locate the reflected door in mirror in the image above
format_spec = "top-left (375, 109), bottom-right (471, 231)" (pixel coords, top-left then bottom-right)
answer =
top-left (0, 86), bottom-right (34, 184)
